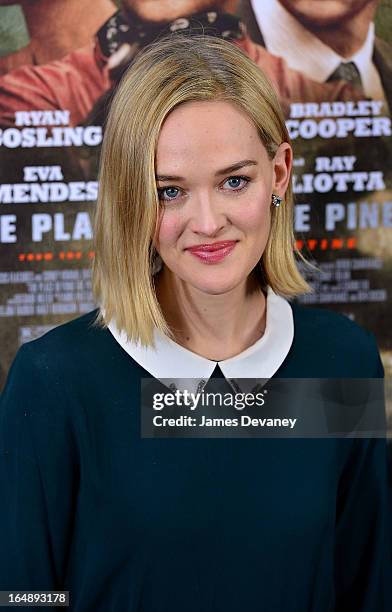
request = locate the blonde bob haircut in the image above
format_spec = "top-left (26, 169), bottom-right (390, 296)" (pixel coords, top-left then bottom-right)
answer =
top-left (92, 33), bottom-right (311, 347)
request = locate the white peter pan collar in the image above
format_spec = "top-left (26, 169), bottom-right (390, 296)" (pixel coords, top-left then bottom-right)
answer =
top-left (107, 286), bottom-right (294, 395)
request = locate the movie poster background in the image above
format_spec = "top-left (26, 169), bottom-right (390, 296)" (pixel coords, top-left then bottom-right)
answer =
top-left (0, 0), bottom-right (391, 430)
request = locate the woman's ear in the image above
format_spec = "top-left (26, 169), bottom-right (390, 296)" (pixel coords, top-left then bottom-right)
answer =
top-left (272, 142), bottom-right (293, 197)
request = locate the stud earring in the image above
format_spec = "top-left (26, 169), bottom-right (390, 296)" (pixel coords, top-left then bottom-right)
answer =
top-left (271, 194), bottom-right (282, 207)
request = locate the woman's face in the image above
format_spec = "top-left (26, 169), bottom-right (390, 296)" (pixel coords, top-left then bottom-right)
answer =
top-left (153, 100), bottom-right (291, 295)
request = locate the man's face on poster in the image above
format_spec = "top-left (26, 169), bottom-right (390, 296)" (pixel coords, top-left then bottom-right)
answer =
top-left (122, 0), bottom-right (237, 22)
top-left (278, 0), bottom-right (378, 27)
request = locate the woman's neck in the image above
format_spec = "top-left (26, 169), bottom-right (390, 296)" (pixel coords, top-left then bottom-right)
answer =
top-left (155, 267), bottom-right (267, 361)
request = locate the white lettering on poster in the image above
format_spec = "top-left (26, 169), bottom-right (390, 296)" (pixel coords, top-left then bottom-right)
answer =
top-left (289, 101), bottom-right (384, 118)
top-left (293, 202), bottom-right (392, 232)
top-left (294, 204), bottom-right (311, 231)
top-left (32, 213), bottom-right (93, 242)
top-left (23, 166), bottom-right (64, 182)
top-left (0, 126), bottom-right (102, 148)
top-left (293, 156), bottom-right (385, 194)
top-left (0, 215), bottom-right (17, 243)
top-left (0, 182), bottom-right (98, 203)
top-left (325, 202), bottom-right (392, 230)
top-left (14, 110), bottom-right (71, 126)
top-left (288, 101), bottom-right (391, 138)
top-left (0, 166), bottom-right (98, 203)
top-left (293, 171), bottom-right (385, 194)
top-left (286, 117), bottom-right (391, 140)
top-left (315, 157), bottom-right (356, 172)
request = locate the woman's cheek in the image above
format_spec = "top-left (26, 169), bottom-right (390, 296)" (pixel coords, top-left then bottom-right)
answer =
top-left (239, 197), bottom-right (271, 229)
top-left (156, 212), bottom-right (184, 250)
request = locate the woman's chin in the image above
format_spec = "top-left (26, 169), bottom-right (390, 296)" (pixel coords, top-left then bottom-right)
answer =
top-left (185, 275), bottom-right (243, 296)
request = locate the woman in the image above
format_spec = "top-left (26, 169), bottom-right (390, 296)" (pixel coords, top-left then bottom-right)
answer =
top-left (0, 34), bottom-right (391, 611)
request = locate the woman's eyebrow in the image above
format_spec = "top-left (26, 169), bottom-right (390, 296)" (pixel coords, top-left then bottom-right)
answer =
top-left (155, 159), bottom-right (258, 182)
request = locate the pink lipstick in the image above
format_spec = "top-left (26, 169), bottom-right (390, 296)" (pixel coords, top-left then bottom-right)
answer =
top-left (186, 240), bottom-right (237, 263)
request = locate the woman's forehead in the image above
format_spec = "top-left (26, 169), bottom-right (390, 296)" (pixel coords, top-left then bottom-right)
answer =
top-left (156, 100), bottom-right (264, 169)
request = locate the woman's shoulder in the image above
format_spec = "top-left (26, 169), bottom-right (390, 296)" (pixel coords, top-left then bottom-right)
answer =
top-left (20, 308), bottom-right (106, 359)
top-left (4, 309), bottom-right (125, 387)
top-left (290, 301), bottom-right (373, 341)
top-left (285, 301), bottom-right (383, 377)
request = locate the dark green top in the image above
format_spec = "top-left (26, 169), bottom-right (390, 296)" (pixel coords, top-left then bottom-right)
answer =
top-left (0, 303), bottom-right (391, 611)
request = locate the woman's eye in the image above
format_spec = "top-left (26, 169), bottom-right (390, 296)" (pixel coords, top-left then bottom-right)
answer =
top-left (157, 175), bottom-right (250, 202)
top-left (224, 176), bottom-right (250, 191)
top-left (157, 186), bottom-right (181, 202)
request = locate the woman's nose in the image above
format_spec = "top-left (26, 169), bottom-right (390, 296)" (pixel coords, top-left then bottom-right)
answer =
top-left (187, 192), bottom-right (226, 236)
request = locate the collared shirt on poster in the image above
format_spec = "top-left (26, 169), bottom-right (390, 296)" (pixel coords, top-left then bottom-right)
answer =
top-left (250, 0), bottom-right (386, 102)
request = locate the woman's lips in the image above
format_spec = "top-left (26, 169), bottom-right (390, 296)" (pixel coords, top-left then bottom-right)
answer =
top-left (186, 240), bottom-right (238, 263)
